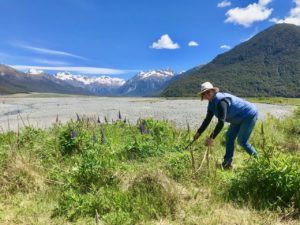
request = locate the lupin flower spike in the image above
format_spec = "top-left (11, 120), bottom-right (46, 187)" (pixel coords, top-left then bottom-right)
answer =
top-left (101, 127), bottom-right (106, 144)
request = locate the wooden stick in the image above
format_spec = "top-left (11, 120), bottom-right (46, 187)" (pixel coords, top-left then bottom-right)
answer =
top-left (194, 147), bottom-right (208, 174)
top-left (190, 149), bottom-right (196, 175)
top-left (18, 113), bottom-right (26, 127)
top-left (95, 209), bottom-right (100, 225)
top-left (207, 145), bottom-right (210, 177)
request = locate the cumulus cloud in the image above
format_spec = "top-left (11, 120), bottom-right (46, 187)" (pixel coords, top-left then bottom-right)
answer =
top-left (150, 34), bottom-right (180, 49)
top-left (188, 41), bottom-right (199, 47)
top-left (10, 65), bottom-right (127, 75)
top-left (270, 0), bottom-right (300, 26)
top-left (220, 44), bottom-right (231, 49)
top-left (217, 0), bottom-right (231, 8)
top-left (225, 0), bottom-right (273, 27)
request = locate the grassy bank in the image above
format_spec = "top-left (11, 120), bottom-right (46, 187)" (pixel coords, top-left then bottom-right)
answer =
top-left (0, 109), bottom-right (299, 224)
top-left (247, 97), bottom-right (300, 106)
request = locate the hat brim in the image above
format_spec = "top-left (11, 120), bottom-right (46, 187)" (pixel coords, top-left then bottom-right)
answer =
top-left (198, 87), bottom-right (219, 100)
top-left (197, 87), bottom-right (219, 95)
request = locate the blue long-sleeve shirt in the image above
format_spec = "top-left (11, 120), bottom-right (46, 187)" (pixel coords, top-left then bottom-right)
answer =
top-left (197, 99), bottom-right (229, 139)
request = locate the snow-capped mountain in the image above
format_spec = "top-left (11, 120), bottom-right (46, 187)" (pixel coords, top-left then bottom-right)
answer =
top-left (0, 65), bottom-right (92, 95)
top-left (54, 69), bottom-right (176, 96)
top-left (119, 69), bottom-right (175, 96)
top-left (55, 72), bottom-right (125, 96)
top-left (27, 68), bottom-right (44, 75)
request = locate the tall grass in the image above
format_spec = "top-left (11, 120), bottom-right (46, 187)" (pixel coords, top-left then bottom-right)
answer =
top-left (0, 108), bottom-right (299, 224)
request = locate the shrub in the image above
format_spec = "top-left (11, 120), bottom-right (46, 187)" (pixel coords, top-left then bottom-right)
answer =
top-left (280, 107), bottom-right (300, 137)
top-left (228, 155), bottom-right (300, 210)
top-left (121, 119), bottom-right (182, 160)
top-left (58, 122), bottom-right (81, 155)
top-left (166, 152), bottom-right (192, 182)
top-left (53, 187), bottom-right (130, 223)
top-left (122, 136), bottom-right (159, 160)
top-left (73, 147), bottom-right (118, 191)
top-left (18, 126), bottom-right (44, 149)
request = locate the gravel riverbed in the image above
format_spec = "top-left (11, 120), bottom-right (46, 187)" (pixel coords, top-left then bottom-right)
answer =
top-left (0, 96), bottom-right (296, 132)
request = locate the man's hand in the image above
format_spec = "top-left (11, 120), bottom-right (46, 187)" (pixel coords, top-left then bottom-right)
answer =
top-left (193, 132), bottom-right (200, 141)
top-left (205, 137), bottom-right (214, 146)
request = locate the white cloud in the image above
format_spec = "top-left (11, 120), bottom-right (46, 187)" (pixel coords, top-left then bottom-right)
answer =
top-left (188, 41), bottom-right (199, 47)
top-left (217, 0), bottom-right (231, 8)
top-left (15, 43), bottom-right (87, 60)
top-left (10, 65), bottom-right (127, 75)
top-left (225, 0), bottom-right (273, 27)
top-left (270, 0), bottom-right (300, 26)
top-left (150, 34), bottom-right (180, 49)
top-left (33, 59), bottom-right (70, 66)
top-left (220, 44), bottom-right (231, 49)
top-left (28, 68), bottom-right (44, 75)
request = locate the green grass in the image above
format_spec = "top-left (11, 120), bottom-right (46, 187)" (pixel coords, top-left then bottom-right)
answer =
top-left (0, 108), bottom-right (299, 224)
top-left (247, 97), bottom-right (300, 106)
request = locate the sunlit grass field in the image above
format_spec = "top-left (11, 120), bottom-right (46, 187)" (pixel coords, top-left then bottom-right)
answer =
top-left (0, 108), bottom-right (299, 225)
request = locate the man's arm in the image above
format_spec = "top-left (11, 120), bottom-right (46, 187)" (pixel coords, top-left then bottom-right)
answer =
top-left (194, 109), bottom-right (214, 140)
top-left (209, 99), bottom-right (228, 139)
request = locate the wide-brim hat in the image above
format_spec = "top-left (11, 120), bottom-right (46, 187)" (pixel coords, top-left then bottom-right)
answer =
top-left (198, 81), bottom-right (219, 99)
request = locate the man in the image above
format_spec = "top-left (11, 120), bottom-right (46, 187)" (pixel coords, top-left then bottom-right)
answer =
top-left (193, 81), bottom-right (258, 169)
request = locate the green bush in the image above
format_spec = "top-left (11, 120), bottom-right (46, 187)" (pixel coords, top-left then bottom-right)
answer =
top-left (122, 136), bottom-right (160, 160)
top-left (18, 126), bottom-right (44, 149)
top-left (53, 187), bottom-right (130, 223)
top-left (0, 132), bottom-right (14, 171)
top-left (121, 119), bottom-right (182, 160)
top-left (166, 152), bottom-right (192, 182)
top-left (228, 155), bottom-right (300, 210)
top-left (58, 122), bottom-right (81, 155)
top-left (74, 147), bottom-right (118, 191)
top-left (280, 107), bottom-right (300, 137)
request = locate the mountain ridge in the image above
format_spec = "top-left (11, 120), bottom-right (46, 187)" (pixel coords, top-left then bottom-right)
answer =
top-left (161, 23), bottom-right (300, 97)
top-left (0, 65), bottom-right (92, 95)
top-left (0, 65), bottom-right (177, 96)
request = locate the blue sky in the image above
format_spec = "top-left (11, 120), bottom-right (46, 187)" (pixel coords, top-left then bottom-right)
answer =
top-left (0, 0), bottom-right (298, 79)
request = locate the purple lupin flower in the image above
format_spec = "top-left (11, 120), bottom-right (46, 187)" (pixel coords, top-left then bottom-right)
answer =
top-left (104, 116), bottom-right (108, 124)
top-left (92, 132), bottom-right (97, 143)
top-left (187, 122), bottom-right (191, 133)
top-left (97, 116), bottom-right (101, 124)
top-left (118, 110), bottom-right (122, 120)
top-left (76, 113), bottom-right (81, 122)
top-left (140, 120), bottom-right (146, 135)
top-left (100, 127), bottom-right (106, 144)
top-left (71, 130), bottom-right (77, 138)
top-left (123, 117), bottom-right (127, 124)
